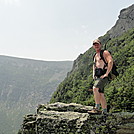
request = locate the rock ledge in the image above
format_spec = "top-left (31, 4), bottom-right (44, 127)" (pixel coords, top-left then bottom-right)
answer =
top-left (19, 102), bottom-right (134, 134)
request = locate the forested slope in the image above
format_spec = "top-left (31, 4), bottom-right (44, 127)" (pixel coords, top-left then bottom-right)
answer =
top-left (50, 28), bottom-right (134, 113)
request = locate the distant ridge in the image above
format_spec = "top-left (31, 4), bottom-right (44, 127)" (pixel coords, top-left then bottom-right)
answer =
top-left (0, 55), bottom-right (73, 134)
top-left (0, 55), bottom-right (73, 62)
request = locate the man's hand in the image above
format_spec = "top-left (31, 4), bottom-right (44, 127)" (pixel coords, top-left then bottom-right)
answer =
top-left (100, 74), bottom-right (108, 79)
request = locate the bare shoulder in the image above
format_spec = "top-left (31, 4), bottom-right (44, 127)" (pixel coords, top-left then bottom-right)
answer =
top-left (103, 50), bottom-right (113, 61)
top-left (103, 50), bottom-right (111, 55)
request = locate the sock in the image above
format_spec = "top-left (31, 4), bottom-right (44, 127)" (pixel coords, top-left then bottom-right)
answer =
top-left (102, 108), bottom-right (107, 113)
top-left (95, 104), bottom-right (100, 109)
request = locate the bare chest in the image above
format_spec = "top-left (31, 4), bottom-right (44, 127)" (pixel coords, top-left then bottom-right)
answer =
top-left (94, 53), bottom-right (105, 68)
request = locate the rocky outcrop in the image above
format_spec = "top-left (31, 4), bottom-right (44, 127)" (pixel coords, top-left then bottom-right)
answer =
top-left (107, 4), bottom-right (134, 38)
top-left (19, 102), bottom-right (134, 134)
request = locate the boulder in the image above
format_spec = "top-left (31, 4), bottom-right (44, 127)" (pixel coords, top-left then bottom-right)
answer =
top-left (19, 102), bottom-right (134, 134)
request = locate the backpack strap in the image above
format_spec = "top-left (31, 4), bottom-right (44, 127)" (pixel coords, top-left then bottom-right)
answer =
top-left (100, 50), bottom-right (108, 67)
top-left (93, 53), bottom-right (96, 65)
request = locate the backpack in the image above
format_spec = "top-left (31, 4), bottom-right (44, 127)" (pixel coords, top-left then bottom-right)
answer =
top-left (93, 50), bottom-right (119, 80)
top-left (100, 50), bottom-right (119, 79)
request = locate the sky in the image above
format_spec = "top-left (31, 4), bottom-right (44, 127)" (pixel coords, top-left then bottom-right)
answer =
top-left (0, 0), bottom-right (133, 61)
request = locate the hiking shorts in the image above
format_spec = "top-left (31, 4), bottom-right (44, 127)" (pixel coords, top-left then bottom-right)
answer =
top-left (93, 77), bottom-right (109, 93)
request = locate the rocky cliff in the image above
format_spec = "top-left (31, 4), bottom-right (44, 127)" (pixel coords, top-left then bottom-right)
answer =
top-left (19, 102), bottom-right (134, 134)
top-left (107, 4), bottom-right (134, 38)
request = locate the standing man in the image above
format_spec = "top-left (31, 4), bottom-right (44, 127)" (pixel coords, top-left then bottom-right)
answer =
top-left (89, 39), bottom-right (113, 114)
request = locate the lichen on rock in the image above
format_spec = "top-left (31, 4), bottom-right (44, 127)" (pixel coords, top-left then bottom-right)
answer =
top-left (19, 102), bottom-right (134, 134)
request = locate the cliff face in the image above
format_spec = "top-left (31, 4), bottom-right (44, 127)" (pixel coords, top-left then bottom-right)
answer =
top-left (19, 102), bottom-right (134, 134)
top-left (107, 4), bottom-right (134, 38)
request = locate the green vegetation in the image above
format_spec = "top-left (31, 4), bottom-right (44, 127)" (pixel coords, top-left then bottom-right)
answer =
top-left (50, 28), bottom-right (134, 113)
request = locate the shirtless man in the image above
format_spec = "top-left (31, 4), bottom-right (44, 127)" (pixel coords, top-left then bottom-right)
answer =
top-left (90, 39), bottom-right (113, 114)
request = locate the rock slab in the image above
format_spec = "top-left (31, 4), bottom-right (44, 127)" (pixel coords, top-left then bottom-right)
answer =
top-left (19, 102), bottom-right (134, 134)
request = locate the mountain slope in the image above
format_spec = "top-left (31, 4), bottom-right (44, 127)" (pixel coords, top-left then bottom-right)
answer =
top-left (50, 28), bottom-right (134, 111)
top-left (107, 4), bottom-right (134, 38)
top-left (0, 56), bottom-right (73, 134)
top-left (50, 5), bottom-right (134, 113)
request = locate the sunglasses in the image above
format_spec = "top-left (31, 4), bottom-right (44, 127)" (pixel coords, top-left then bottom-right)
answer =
top-left (93, 43), bottom-right (100, 46)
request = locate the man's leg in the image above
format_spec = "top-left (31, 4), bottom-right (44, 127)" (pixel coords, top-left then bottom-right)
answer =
top-left (100, 93), bottom-right (107, 113)
top-left (88, 87), bottom-right (102, 113)
top-left (93, 87), bottom-right (101, 109)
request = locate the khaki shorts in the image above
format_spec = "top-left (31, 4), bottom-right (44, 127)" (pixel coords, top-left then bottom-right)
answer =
top-left (93, 77), bottom-right (109, 93)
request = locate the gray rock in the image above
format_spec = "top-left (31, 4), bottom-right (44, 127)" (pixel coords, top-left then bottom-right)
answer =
top-left (107, 4), bottom-right (134, 38)
top-left (116, 123), bottom-right (134, 134)
top-left (37, 102), bottom-right (93, 113)
top-left (19, 102), bottom-right (134, 134)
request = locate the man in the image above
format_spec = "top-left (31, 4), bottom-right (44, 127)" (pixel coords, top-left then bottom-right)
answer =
top-left (89, 39), bottom-right (113, 114)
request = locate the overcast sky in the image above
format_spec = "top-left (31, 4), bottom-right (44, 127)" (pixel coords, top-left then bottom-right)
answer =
top-left (0, 0), bottom-right (133, 61)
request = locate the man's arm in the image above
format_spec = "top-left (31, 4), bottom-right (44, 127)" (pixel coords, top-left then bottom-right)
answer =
top-left (101, 50), bottom-right (113, 78)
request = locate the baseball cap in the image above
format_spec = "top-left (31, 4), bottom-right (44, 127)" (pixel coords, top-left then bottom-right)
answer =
top-left (93, 39), bottom-right (101, 45)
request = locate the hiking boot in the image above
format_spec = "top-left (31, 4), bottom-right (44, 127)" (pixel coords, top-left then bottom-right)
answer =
top-left (87, 107), bottom-right (101, 114)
